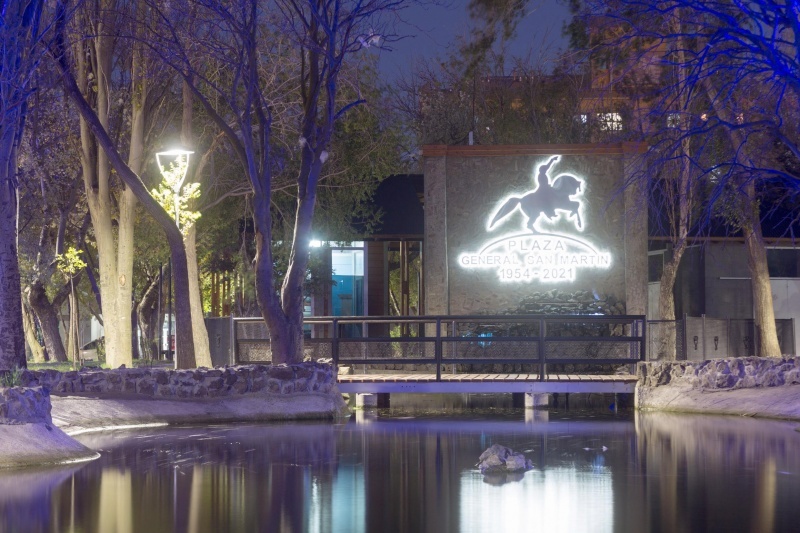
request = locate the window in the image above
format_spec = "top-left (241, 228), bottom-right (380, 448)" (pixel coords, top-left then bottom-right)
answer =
top-left (597, 112), bottom-right (623, 131)
top-left (767, 249), bottom-right (799, 278)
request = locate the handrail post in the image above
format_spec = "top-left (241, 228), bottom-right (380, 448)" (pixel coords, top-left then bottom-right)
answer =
top-left (332, 318), bottom-right (339, 369)
top-left (539, 318), bottom-right (546, 381)
top-left (435, 318), bottom-right (442, 382)
top-left (639, 317), bottom-right (646, 363)
top-left (229, 316), bottom-right (236, 366)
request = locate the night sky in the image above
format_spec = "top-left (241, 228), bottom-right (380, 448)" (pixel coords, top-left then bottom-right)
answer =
top-left (375, 0), bottom-right (572, 81)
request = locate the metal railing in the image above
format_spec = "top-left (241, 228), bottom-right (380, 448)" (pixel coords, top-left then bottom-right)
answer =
top-left (646, 315), bottom-right (796, 361)
top-left (229, 315), bottom-right (647, 381)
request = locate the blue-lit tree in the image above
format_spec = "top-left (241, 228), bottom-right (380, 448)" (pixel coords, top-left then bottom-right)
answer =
top-left (469, 0), bottom-right (797, 356)
top-left (581, 0), bottom-right (797, 356)
top-left (0, 0), bottom-right (45, 371)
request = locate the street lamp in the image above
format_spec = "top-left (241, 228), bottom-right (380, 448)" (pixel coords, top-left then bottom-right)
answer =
top-left (155, 148), bottom-right (194, 230)
top-left (155, 149), bottom-right (193, 365)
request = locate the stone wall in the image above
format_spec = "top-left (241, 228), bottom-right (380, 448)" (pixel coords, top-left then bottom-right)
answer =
top-left (17, 362), bottom-right (337, 399)
top-left (0, 387), bottom-right (52, 425)
top-left (638, 357), bottom-right (800, 390)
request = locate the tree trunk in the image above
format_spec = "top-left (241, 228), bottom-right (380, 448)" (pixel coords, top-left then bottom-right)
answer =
top-left (185, 226), bottom-right (212, 367)
top-left (0, 105), bottom-right (27, 370)
top-left (0, 0), bottom-right (41, 372)
top-left (742, 183), bottom-right (781, 357)
top-left (22, 300), bottom-right (47, 364)
top-left (131, 301), bottom-right (140, 360)
top-left (700, 77), bottom-right (781, 357)
top-left (179, 79), bottom-right (212, 368)
top-left (656, 242), bottom-right (687, 359)
top-left (253, 198), bottom-right (297, 364)
top-left (26, 281), bottom-right (68, 362)
top-left (655, 7), bottom-right (693, 360)
top-left (54, 12), bottom-right (196, 368)
top-left (137, 275), bottom-right (161, 360)
top-left (0, 163), bottom-right (26, 370)
top-left (68, 288), bottom-right (80, 362)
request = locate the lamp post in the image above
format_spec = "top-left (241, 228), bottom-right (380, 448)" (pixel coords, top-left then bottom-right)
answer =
top-left (155, 149), bottom-right (193, 364)
top-left (155, 149), bottom-right (193, 231)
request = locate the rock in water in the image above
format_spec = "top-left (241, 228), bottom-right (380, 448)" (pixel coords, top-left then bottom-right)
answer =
top-left (477, 444), bottom-right (534, 474)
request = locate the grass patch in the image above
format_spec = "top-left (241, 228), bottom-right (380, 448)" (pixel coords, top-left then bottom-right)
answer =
top-left (0, 366), bottom-right (24, 387)
top-left (27, 358), bottom-right (174, 372)
top-left (28, 361), bottom-right (104, 373)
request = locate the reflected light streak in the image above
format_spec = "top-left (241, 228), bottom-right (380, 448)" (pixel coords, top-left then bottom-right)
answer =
top-left (309, 465), bottom-right (365, 533)
top-left (460, 467), bottom-right (613, 533)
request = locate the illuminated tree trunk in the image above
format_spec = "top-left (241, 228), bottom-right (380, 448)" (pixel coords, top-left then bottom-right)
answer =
top-left (742, 182), bottom-right (781, 356)
top-left (67, 280), bottom-right (80, 362)
top-left (22, 301), bottom-right (46, 364)
top-left (55, 1), bottom-right (196, 369)
top-left (25, 281), bottom-right (68, 362)
top-left (180, 83), bottom-right (212, 367)
top-left (185, 225), bottom-right (212, 367)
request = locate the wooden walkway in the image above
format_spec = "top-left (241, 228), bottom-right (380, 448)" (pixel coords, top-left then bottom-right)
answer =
top-left (337, 373), bottom-right (639, 394)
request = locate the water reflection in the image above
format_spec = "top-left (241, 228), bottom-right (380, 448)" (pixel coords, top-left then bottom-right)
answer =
top-left (1, 401), bottom-right (800, 532)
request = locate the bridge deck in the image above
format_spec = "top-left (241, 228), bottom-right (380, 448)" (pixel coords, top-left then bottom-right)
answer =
top-left (337, 373), bottom-right (639, 394)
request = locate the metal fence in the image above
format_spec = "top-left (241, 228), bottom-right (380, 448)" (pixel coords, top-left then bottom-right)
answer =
top-left (218, 315), bottom-right (647, 380)
top-left (207, 313), bottom-right (796, 368)
top-left (646, 315), bottom-right (796, 361)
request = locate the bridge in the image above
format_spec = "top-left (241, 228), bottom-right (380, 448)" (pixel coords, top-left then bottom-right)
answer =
top-left (336, 373), bottom-right (639, 394)
top-left (231, 314), bottom-right (646, 396)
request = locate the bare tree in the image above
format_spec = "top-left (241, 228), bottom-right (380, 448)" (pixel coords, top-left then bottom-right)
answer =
top-left (147, 0), bottom-right (410, 363)
top-left (0, 0), bottom-right (45, 370)
top-left (607, 0), bottom-right (791, 356)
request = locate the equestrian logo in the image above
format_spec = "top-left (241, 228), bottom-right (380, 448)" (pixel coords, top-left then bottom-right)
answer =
top-left (458, 155), bottom-right (611, 283)
top-left (489, 156), bottom-right (583, 233)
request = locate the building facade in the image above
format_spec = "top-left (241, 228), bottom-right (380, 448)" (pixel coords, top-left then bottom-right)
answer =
top-left (422, 144), bottom-right (648, 317)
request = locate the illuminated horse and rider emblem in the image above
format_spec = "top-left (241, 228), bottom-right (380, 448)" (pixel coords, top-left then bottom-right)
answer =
top-left (489, 156), bottom-right (583, 233)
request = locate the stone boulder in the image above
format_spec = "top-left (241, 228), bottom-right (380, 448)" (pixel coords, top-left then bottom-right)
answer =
top-left (477, 444), bottom-right (533, 475)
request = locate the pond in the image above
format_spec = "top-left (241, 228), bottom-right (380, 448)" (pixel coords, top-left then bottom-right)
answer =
top-left (2, 394), bottom-right (800, 533)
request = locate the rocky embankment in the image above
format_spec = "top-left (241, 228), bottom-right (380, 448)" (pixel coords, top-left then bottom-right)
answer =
top-left (0, 386), bottom-right (98, 468)
top-left (1, 362), bottom-right (349, 468)
top-left (636, 357), bottom-right (800, 420)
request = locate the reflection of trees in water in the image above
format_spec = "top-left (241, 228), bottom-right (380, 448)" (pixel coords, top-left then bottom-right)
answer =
top-left (634, 413), bottom-right (800, 533)
top-left (21, 424), bottom-right (340, 533)
top-left (4, 416), bottom-right (800, 532)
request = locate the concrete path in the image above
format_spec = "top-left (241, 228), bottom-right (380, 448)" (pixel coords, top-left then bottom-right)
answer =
top-left (1, 391), bottom-right (349, 469)
top-left (51, 392), bottom-right (350, 435)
